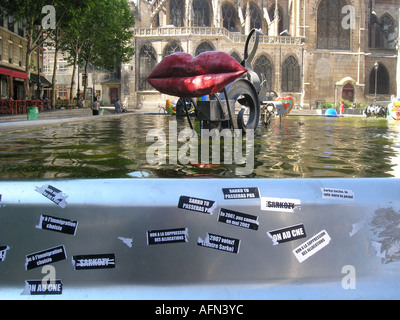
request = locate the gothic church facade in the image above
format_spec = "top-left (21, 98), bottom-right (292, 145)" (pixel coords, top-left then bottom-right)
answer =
top-left (121, 0), bottom-right (399, 110)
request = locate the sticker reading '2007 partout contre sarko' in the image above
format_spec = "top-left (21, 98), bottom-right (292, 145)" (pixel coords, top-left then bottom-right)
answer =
top-left (197, 233), bottom-right (241, 254)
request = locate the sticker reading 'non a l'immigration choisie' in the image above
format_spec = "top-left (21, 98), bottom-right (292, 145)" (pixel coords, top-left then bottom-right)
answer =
top-left (35, 184), bottom-right (68, 208)
top-left (260, 197), bottom-right (301, 212)
top-left (197, 233), bottom-right (240, 254)
top-left (292, 230), bottom-right (331, 263)
top-left (72, 253), bottom-right (115, 270)
top-left (178, 196), bottom-right (216, 214)
top-left (222, 187), bottom-right (260, 200)
top-left (25, 245), bottom-right (67, 270)
top-left (36, 214), bottom-right (78, 235)
top-left (147, 228), bottom-right (189, 245)
top-left (218, 208), bottom-right (259, 230)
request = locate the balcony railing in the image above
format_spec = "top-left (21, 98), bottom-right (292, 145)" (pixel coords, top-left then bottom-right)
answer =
top-left (134, 27), bottom-right (305, 46)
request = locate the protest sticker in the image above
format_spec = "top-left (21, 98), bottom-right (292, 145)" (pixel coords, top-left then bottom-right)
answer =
top-left (22, 280), bottom-right (63, 295)
top-left (218, 208), bottom-right (259, 230)
top-left (0, 246), bottom-right (9, 262)
top-left (197, 233), bottom-right (240, 254)
top-left (35, 185), bottom-right (68, 208)
top-left (147, 228), bottom-right (189, 245)
top-left (25, 245), bottom-right (67, 270)
top-left (222, 187), bottom-right (260, 200)
top-left (178, 196), bottom-right (216, 215)
top-left (36, 215), bottom-right (78, 236)
top-left (267, 224), bottom-right (306, 245)
top-left (292, 230), bottom-right (331, 263)
top-left (321, 187), bottom-right (355, 201)
top-left (72, 253), bottom-right (115, 270)
top-left (261, 197), bottom-right (301, 212)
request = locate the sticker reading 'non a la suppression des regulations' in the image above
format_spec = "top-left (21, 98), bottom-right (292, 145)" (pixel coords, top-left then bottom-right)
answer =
top-left (197, 233), bottom-right (240, 254)
top-left (147, 228), bottom-right (189, 245)
top-left (22, 280), bottom-right (63, 295)
top-left (35, 184), bottom-right (68, 208)
top-left (178, 196), bottom-right (216, 215)
top-left (36, 214), bottom-right (78, 235)
top-left (25, 245), bottom-right (67, 270)
top-left (218, 208), bottom-right (259, 230)
top-left (261, 197), bottom-right (301, 212)
top-left (72, 253), bottom-right (115, 270)
top-left (293, 230), bottom-right (331, 263)
top-left (222, 187), bottom-right (260, 200)
top-left (267, 224), bottom-right (306, 245)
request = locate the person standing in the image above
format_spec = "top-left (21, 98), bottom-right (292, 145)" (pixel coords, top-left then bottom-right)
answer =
top-left (339, 101), bottom-right (345, 115)
top-left (114, 98), bottom-right (121, 114)
top-left (92, 97), bottom-right (100, 115)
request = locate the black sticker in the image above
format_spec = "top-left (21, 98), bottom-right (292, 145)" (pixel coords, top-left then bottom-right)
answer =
top-left (178, 196), bottom-right (216, 214)
top-left (25, 245), bottom-right (67, 270)
top-left (218, 208), bottom-right (259, 230)
top-left (0, 245), bottom-right (9, 262)
top-left (35, 185), bottom-right (68, 208)
top-left (267, 224), bottom-right (306, 245)
top-left (197, 233), bottom-right (240, 254)
top-left (23, 280), bottom-right (63, 295)
top-left (222, 187), bottom-right (260, 200)
top-left (36, 215), bottom-right (78, 235)
top-left (72, 253), bottom-right (115, 270)
top-left (147, 228), bottom-right (189, 245)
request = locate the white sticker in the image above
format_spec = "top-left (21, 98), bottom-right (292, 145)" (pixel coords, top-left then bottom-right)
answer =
top-left (293, 230), bottom-right (331, 263)
top-left (321, 187), bottom-right (354, 201)
top-left (35, 185), bottom-right (68, 208)
top-left (118, 237), bottom-right (133, 248)
top-left (260, 197), bottom-right (301, 212)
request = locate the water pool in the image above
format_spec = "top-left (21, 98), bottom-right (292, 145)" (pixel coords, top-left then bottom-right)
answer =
top-left (0, 113), bottom-right (399, 179)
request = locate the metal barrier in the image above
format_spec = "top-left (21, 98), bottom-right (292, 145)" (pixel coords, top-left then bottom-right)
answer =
top-left (0, 178), bottom-right (399, 299)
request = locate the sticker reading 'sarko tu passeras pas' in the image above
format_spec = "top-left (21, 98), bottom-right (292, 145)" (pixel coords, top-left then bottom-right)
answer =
top-left (197, 233), bottom-right (240, 254)
top-left (218, 208), bottom-right (259, 230)
top-left (267, 224), bottom-right (306, 245)
top-left (222, 187), bottom-right (260, 200)
top-left (293, 230), bottom-right (331, 263)
top-left (25, 245), bottom-right (67, 270)
top-left (178, 196), bottom-right (216, 214)
top-left (72, 253), bottom-right (115, 270)
top-left (35, 184), bottom-right (68, 208)
top-left (147, 228), bottom-right (189, 245)
top-left (260, 197), bottom-right (301, 212)
top-left (36, 215), bottom-right (78, 236)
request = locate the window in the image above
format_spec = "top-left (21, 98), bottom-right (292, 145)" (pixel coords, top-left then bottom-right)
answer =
top-left (282, 56), bottom-right (300, 92)
top-left (317, 0), bottom-right (350, 50)
top-left (222, 3), bottom-right (237, 32)
top-left (195, 41), bottom-right (214, 56)
top-left (58, 61), bottom-right (68, 74)
top-left (170, 0), bottom-right (185, 27)
top-left (138, 43), bottom-right (157, 91)
top-left (373, 14), bottom-right (396, 49)
top-left (58, 88), bottom-right (68, 99)
top-left (248, 3), bottom-right (261, 30)
top-left (193, 0), bottom-right (210, 27)
top-left (253, 55), bottom-right (273, 92)
top-left (163, 41), bottom-right (183, 57)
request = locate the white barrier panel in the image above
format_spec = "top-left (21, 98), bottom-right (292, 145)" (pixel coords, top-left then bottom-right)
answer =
top-left (0, 178), bottom-right (399, 299)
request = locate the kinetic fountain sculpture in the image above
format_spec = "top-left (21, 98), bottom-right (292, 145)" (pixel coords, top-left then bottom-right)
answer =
top-left (147, 29), bottom-right (292, 132)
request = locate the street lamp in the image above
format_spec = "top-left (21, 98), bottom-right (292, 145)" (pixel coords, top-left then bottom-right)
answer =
top-left (374, 61), bottom-right (379, 104)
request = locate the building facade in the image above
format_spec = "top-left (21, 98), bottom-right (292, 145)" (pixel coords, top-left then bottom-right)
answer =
top-left (123, 0), bottom-right (399, 110)
top-left (0, 14), bottom-right (47, 100)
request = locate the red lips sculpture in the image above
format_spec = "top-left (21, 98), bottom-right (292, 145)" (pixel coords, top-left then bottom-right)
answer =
top-left (147, 51), bottom-right (247, 98)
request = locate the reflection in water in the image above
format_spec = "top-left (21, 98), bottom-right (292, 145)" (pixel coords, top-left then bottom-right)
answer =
top-left (0, 114), bottom-right (399, 178)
